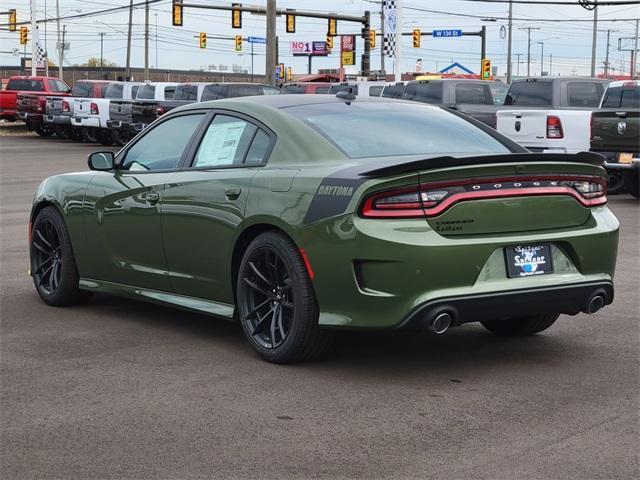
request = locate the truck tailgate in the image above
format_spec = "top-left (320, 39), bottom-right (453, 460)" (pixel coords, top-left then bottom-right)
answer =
top-left (591, 110), bottom-right (639, 153)
top-left (496, 110), bottom-right (548, 149)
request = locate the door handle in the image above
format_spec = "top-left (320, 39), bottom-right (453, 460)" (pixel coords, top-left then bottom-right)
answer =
top-left (225, 187), bottom-right (241, 200)
top-left (145, 192), bottom-right (160, 205)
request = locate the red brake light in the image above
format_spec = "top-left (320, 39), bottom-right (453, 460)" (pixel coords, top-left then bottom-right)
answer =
top-left (155, 106), bottom-right (166, 116)
top-left (360, 175), bottom-right (607, 219)
top-left (62, 100), bottom-right (70, 112)
top-left (90, 102), bottom-right (99, 115)
top-left (546, 115), bottom-right (563, 139)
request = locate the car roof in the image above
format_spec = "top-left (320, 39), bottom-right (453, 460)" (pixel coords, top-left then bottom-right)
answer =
top-left (606, 80), bottom-right (639, 88)
top-left (185, 94), bottom-right (402, 111)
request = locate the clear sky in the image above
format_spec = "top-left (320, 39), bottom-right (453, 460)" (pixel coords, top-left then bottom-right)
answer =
top-left (1, 0), bottom-right (638, 77)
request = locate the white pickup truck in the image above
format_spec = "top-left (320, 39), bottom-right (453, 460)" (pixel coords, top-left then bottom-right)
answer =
top-left (71, 81), bottom-right (143, 144)
top-left (496, 77), bottom-right (609, 154)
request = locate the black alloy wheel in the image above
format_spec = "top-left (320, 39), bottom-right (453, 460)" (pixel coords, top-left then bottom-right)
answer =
top-left (31, 217), bottom-right (63, 296)
top-left (241, 246), bottom-right (294, 350)
top-left (30, 207), bottom-right (92, 306)
top-left (53, 124), bottom-right (70, 140)
top-left (237, 232), bottom-right (332, 363)
top-left (35, 123), bottom-right (54, 137)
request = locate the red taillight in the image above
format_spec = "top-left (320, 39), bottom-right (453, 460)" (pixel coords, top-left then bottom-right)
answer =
top-left (546, 115), bottom-right (563, 139)
top-left (360, 175), bottom-right (607, 219)
top-left (62, 100), bottom-right (70, 112)
top-left (155, 106), bottom-right (166, 116)
top-left (90, 102), bottom-right (99, 115)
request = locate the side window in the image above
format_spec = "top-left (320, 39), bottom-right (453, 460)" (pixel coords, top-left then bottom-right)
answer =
top-left (314, 86), bottom-right (329, 94)
top-left (164, 86), bottom-right (176, 100)
top-left (601, 87), bottom-right (621, 108)
top-left (369, 85), bottom-right (384, 97)
top-left (245, 130), bottom-right (271, 164)
top-left (621, 88), bottom-right (639, 108)
top-left (567, 82), bottom-right (601, 107)
top-left (122, 114), bottom-right (205, 171)
top-left (455, 84), bottom-right (488, 104)
top-left (131, 86), bottom-right (140, 98)
top-left (193, 115), bottom-right (267, 168)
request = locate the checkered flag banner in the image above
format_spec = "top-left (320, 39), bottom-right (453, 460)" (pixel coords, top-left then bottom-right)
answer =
top-left (383, 0), bottom-right (397, 59)
top-left (29, 0), bottom-right (46, 68)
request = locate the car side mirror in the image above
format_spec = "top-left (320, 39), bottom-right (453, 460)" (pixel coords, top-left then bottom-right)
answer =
top-left (88, 151), bottom-right (115, 171)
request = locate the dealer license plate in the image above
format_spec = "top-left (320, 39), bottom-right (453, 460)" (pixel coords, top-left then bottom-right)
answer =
top-left (504, 244), bottom-right (554, 278)
top-left (618, 152), bottom-right (633, 164)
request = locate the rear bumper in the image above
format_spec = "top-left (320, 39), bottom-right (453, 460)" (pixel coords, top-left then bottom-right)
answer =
top-left (604, 160), bottom-right (640, 172)
top-left (0, 108), bottom-right (18, 121)
top-left (45, 114), bottom-right (71, 125)
top-left (398, 281), bottom-right (613, 330)
top-left (72, 116), bottom-right (100, 128)
top-left (18, 112), bottom-right (44, 123)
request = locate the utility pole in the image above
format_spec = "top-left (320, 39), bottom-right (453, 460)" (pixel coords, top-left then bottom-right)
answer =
top-left (395, 0), bottom-right (403, 82)
top-left (590, 3), bottom-right (598, 77)
top-left (144, 0), bottom-right (150, 80)
top-left (266, 0), bottom-right (277, 85)
top-left (44, 0), bottom-right (49, 76)
top-left (60, 25), bottom-right (66, 76)
top-left (363, 11), bottom-right (371, 78)
top-left (602, 29), bottom-right (619, 76)
top-left (155, 13), bottom-right (158, 68)
top-left (539, 42), bottom-right (544, 76)
top-left (550, 53), bottom-right (553, 76)
top-left (506, 0), bottom-right (513, 83)
top-left (99, 33), bottom-right (105, 73)
top-left (30, 0), bottom-right (37, 76)
top-left (516, 53), bottom-right (521, 76)
top-left (633, 19), bottom-right (639, 79)
top-left (380, 7), bottom-right (385, 77)
top-left (126, 0), bottom-right (133, 78)
top-left (519, 27), bottom-right (539, 77)
top-left (55, 0), bottom-right (62, 78)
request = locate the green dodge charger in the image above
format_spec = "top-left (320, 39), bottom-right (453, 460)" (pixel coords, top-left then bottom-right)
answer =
top-left (29, 95), bottom-right (619, 363)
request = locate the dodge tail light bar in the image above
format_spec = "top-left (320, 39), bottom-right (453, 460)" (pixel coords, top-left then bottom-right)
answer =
top-left (360, 175), bottom-right (607, 218)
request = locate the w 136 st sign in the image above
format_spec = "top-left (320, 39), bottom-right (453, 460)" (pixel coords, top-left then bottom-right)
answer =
top-left (290, 41), bottom-right (329, 56)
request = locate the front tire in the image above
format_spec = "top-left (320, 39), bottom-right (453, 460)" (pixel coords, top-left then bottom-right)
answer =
top-left (35, 123), bottom-right (54, 137)
top-left (30, 207), bottom-right (92, 306)
top-left (237, 231), bottom-right (332, 363)
top-left (481, 313), bottom-right (559, 336)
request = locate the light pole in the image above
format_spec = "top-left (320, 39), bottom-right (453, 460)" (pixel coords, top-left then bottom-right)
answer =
top-left (155, 13), bottom-right (158, 69)
top-left (537, 41), bottom-right (544, 76)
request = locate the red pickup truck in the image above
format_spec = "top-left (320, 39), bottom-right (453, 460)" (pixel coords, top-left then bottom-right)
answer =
top-left (0, 76), bottom-right (70, 127)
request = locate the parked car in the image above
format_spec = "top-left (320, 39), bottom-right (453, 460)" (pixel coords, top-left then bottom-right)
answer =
top-left (1, 76), bottom-right (70, 123)
top-left (399, 79), bottom-right (509, 128)
top-left (591, 80), bottom-right (639, 198)
top-left (496, 77), bottom-right (609, 153)
top-left (29, 95), bottom-right (618, 363)
top-left (327, 81), bottom-right (386, 98)
top-left (71, 81), bottom-right (144, 143)
top-left (128, 82), bottom-right (280, 136)
top-left (44, 80), bottom-right (110, 140)
top-left (281, 82), bottom-right (332, 94)
top-left (108, 82), bottom-right (179, 145)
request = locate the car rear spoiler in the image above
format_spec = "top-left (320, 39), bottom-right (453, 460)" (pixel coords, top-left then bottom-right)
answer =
top-left (359, 152), bottom-right (605, 178)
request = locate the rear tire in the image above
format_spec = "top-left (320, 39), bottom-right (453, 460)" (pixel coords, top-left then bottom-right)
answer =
top-left (35, 123), bottom-right (54, 137)
top-left (237, 231), bottom-right (332, 363)
top-left (97, 129), bottom-right (114, 146)
top-left (111, 129), bottom-right (128, 146)
top-left (53, 124), bottom-right (70, 140)
top-left (30, 207), bottom-right (92, 306)
top-left (481, 313), bottom-right (559, 336)
top-left (605, 169), bottom-right (625, 195)
top-left (69, 127), bottom-right (83, 142)
top-left (81, 127), bottom-right (99, 143)
top-left (623, 171), bottom-right (639, 199)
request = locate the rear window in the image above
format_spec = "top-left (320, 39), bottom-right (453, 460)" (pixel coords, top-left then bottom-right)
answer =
top-left (369, 85), bottom-right (384, 97)
top-left (104, 83), bottom-right (124, 99)
top-left (282, 84), bottom-right (305, 94)
top-left (489, 82), bottom-right (508, 105)
top-left (601, 87), bottom-right (621, 108)
top-left (328, 84), bottom-right (358, 95)
top-left (164, 86), bottom-right (176, 100)
top-left (382, 83), bottom-right (406, 99)
top-left (174, 85), bottom-right (199, 101)
top-left (621, 88), bottom-right (639, 108)
top-left (201, 85), bottom-right (227, 101)
top-left (285, 102), bottom-right (510, 159)
top-left (567, 82), bottom-right (602, 107)
top-left (314, 86), bottom-right (330, 94)
top-left (402, 82), bottom-right (443, 104)
top-left (455, 84), bottom-right (489, 104)
top-left (71, 82), bottom-right (93, 97)
top-left (6, 79), bottom-right (44, 91)
top-left (137, 84), bottom-right (156, 99)
top-left (261, 86), bottom-right (281, 95)
top-left (505, 81), bottom-right (552, 106)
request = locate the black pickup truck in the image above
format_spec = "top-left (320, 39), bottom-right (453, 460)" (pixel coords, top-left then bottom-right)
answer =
top-left (591, 80), bottom-right (639, 198)
top-left (382, 78), bottom-right (509, 128)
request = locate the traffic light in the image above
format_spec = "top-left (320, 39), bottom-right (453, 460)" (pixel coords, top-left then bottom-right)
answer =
top-left (369, 29), bottom-right (376, 49)
top-left (9, 9), bottom-right (17, 32)
top-left (481, 58), bottom-right (492, 79)
top-left (235, 35), bottom-right (242, 52)
top-left (286, 66), bottom-right (293, 82)
top-left (412, 29), bottom-right (421, 48)
top-left (172, 0), bottom-right (183, 26)
top-left (232, 3), bottom-right (242, 29)
top-left (20, 26), bottom-right (28, 45)
top-left (279, 63), bottom-right (285, 80)
top-left (199, 32), bottom-right (207, 49)
top-left (328, 18), bottom-right (337, 37)
top-left (286, 9), bottom-right (295, 33)
top-left (326, 35), bottom-right (333, 50)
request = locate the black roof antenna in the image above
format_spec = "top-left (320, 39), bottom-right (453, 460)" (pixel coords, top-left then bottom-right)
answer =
top-left (336, 87), bottom-right (357, 103)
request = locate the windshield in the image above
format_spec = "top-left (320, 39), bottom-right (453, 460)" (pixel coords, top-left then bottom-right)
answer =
top-left (505, 81), bottom-right (552, 106)
top-left (285, 102), bottom-right (511, 158)
top-left (137, 84), bottom-right (156, 99)
top-left (6, 79), bottom-right (44, 91)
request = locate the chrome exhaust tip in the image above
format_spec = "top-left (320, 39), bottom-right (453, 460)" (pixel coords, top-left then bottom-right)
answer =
top-left (586, 294), bottom-right (605, 314)
top-left (429, 312), bottom-right (452, 334)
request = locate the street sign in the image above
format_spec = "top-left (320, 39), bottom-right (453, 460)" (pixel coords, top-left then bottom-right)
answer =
top-left (341, 51), bottom-right (355, 65)
top-left (247, 36), bottom-right (266, 44)
top-left (290, 41), bottom-right (328, 56)
top-left (433, 29), bottom-right (462, 38)
top-left (340, 35), bottom-right (356, 66)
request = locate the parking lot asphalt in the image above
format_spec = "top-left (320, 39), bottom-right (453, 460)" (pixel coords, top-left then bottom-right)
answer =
top-left (1, 135), bottom-right (638, 479)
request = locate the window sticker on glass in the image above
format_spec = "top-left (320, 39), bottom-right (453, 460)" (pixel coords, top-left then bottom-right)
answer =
top-left (195, 120), bottom-right (250, 167)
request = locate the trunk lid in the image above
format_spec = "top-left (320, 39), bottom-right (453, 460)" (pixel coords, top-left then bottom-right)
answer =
top-left (109, 100), bottom-right (134, 122)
